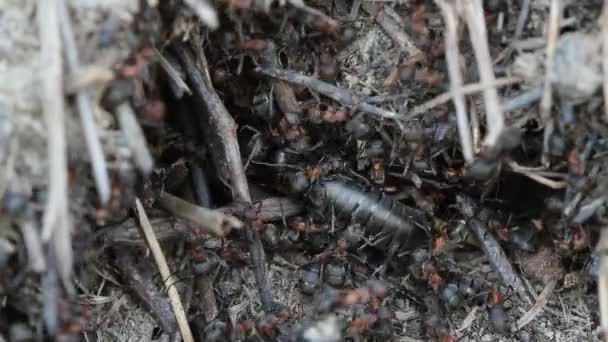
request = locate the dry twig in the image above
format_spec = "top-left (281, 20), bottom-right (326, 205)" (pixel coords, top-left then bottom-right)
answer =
top-left (38, 0), bottom-right (74, 294)
top-left (516, 278), bottom-right (558, 330)
top-left (462, 0), bottom-right (506, 151)
top-left (155, 47), bottom-right (191, 98)
top-left (158, 191), bottom-right (243, 237)
top-left (176, 43), bottom-right (274, 311)
top-left (256, 66), bottom-right (402, 119)
top-left (116, 103), bottom-right (154, 175)
top-left (59, 0), bottom-right (111, 204)
top-left (598, 228), bottom-right (608, 339)
top-left (115, 251), bottom-right (177, 335)
top-left (411, 77), bottom-right (521, 117)
top-left (135, 198), bottom-right (194, 342)
top-left (540, 0), bottom-right (562, 165)
top-left (467, 217), bottom-right (533, 304)
top-left (361, 2), bottom-right (422, 57)
top-left (435, 0), bottom-right (474, 164)
top-left (603, 0), bottom-right (608, 121)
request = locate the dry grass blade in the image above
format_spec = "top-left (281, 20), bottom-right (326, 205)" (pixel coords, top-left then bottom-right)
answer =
top-left (158, 191), bottom-right (243, 237)
top-left (38, 0), bottom-right (74, 294)
top-left (135, 198), bottom-right (194, 342)
top-left (59, 0), bottom-right (111, 204)
top-left (462, 0), bottom-right (505, 150)
top-left (435, 0), bottom-right (474, 164)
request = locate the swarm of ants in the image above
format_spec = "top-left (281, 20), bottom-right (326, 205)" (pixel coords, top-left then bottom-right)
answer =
top-left (2, 0), bottom-right (607, 341)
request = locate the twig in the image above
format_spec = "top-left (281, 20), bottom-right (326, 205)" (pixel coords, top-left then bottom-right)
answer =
top-left (219, 196), bottom-right (304, 222)
top-left (507, 161), bottom-right (567, 189)
top-left (260, 42), bottom-right (302, 115)
top-left (462, 0), bottom-right (505, 150)
top-left (116, 103), bottom-right (154, 175)
top-left (155, 47), bottom-right (191, 98)
top-left (158, 191), bottom-right (243, 237)
top-left (115, 250), bottom-right (177, 334)
top-left (19, 216), bottom-right (46, 272)
top-left (411, 77), bottom-right (521, 116)
top-left (190, 163), bottom-right (212, 208)
top-left (361, 2), bottom-right (422, 57)
top-left (256, 66), bottom-right (401, 119)
top-left (58, 0), bottom-right (111, 205)
top-left (469, 217), bottom-right (533, 304)
top-left (516, 278), bottom-right (558, 330)
top-left (502, 86), bottom-right (543, 113)
top-left (598, 228), bottom-right (608, 340)
top-left (603, 0), bottom-right (608, 122)
top-left (287, 0), bottom-right (341, 34)
top-left (175, 44), bottom-right (251, 202)
top-left (435, 0), bottom-right (474, 164)
top-left (135, 198), bottom-right (194, 342)
top-left (176, 42), bottom-right (275, 312)
top-left (38, 0), bottom-right (74, 294)
top-left (457, 196), bottom-right (533, 304)
top-left (98, 217), bottom-right (192, 248)
top-left (456, 306), bottom-right (479, 334)
top-left (498, 0), bottom-right (531, 65)
top-left (183, 0), bottom-right (219, 30)
top-left (540, 0), bottom-right (561, 165)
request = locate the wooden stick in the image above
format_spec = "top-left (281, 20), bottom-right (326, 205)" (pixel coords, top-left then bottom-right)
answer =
top-left (435, 0), bottom-right (474, 164)
top-left (516, 279), bottom-right (558, 330)
top-left (540, 0), bottom-right (561, 165)
top-left (462, 0), bottom-right (505, 150)
top-left (59, 0), bottom-right (111, 204)
top-left (602, 0), bottom-right (608, 122)
top-left (38, 0), bottom-right (74, 294)
top-left (158, 191), bottom-right (243, 237)
top-left (411, 77), bottom-right (520, 115)
top-left (135, 198), bottom-right (194, 342)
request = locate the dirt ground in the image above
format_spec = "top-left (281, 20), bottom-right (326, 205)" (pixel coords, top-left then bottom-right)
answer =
top-left (0, 0), bottom-right (605, 341)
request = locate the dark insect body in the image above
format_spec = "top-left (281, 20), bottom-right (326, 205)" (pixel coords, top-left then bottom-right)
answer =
top-left (305, 178), bottom-right (429, 252)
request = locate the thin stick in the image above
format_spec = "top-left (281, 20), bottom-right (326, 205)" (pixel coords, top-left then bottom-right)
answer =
top-left (516, 278), bottom-right (558, 330)
top-left (176, 43), bottom-right (274, 311)
top-left (38, 0), bottom-right (74, 294)
top-left (507, 161), bottom-right (567, 189)
top-left (175, 45), bottom-right (251, 202)
top-left (256, 66), bottom-right (401, 120)
top-left (602, 0), bottom-right (608, 121)
top-left (135, 198), bottom-right (194, 342)
top-left (361, 3), bottom-right (422, 57)
top-left (116, 103), bottom-right (154, 175)
top-left (20, 218), bottom-right (46, 272)
top-left (158, 191), bottom-right (243, 237)
top-left (58, 0), bottom-right (111, 204)
top-left (154, 47), bottom-right (191, 97)
top-left (540, 0), bottom-right (561, 165)
top-left (598, 229), bottom-right (608, 340)
top-left (462, 0), bottom-right (505, 150)
top-left (411, 77), bottom-right (521, 116)
top-left (435, 0), bottom-right (474, 164)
